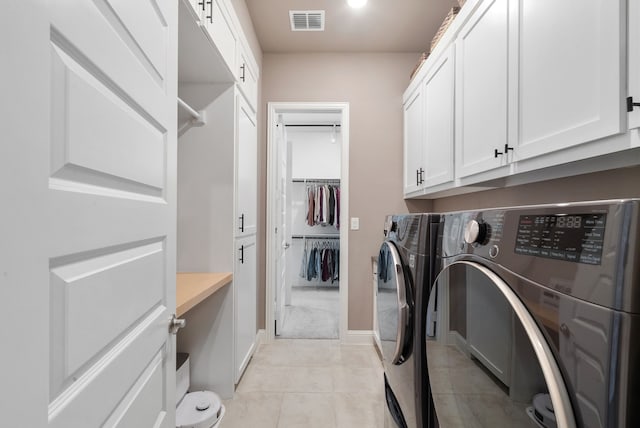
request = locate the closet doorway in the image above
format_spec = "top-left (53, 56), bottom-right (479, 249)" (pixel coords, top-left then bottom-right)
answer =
top-left (266, 102), bottom-right (349, 341)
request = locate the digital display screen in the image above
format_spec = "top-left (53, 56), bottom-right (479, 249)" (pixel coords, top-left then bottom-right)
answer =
top-left (514, 213), bottom-right (606, 265)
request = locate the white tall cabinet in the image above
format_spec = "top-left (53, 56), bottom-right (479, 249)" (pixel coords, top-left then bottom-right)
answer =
top-left (175, 0), bottom-right (259, 398)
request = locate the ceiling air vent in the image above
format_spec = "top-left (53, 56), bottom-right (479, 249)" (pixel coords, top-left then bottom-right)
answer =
top-left (290, 10), bottom-right (325, 31)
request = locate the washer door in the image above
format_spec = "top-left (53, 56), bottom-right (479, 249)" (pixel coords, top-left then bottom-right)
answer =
top-left (425, 261), bottom-right (577, 428)
top-left (377, 241), bottom-right (413, 365)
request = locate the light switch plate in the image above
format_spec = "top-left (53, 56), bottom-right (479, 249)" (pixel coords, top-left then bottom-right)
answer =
top-left (350, 217), bottom-right (360, 230)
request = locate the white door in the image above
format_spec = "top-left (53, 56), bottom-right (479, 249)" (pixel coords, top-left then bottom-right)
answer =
top-left (274, 119), bottom-right (289, 335)
top-left (403, 87), bottom-right (424, 195)
top-left (515, 0), bottom-right (625, 160)
top-left (422, 46), bottom-right (455, 188)
top-left (455, 0), bottom-right (509, 179)
top-left (236, 93), bottom-right (257, 236)
top-left (0, 2), bottom-right (178, 427)
top-left (628, 0), bottom-right (640, 131)
top-left (235, 236), bottom-right (257, 382)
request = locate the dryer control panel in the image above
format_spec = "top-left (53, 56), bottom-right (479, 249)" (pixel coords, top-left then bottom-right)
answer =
top-left (514, 213), bottom-right (607, 265)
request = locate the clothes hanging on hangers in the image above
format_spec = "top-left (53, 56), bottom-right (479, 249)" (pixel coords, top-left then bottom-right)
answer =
top-left (298, 238), bottom-right (340, 283)
top-left (304, 183), bottom-right (341, 227)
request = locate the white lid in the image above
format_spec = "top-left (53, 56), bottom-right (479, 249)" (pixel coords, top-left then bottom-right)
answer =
top-left (176, 391), bottom-right (222, 428)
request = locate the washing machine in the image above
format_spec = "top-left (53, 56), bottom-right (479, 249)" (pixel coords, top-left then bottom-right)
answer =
top-left (377, 213), bottom-right (440, 428)
top-left (424, 200), bottom-right (640, 428)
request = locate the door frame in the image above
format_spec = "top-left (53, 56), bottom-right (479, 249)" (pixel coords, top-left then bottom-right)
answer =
top-left (265, 101), bottom-right (350, 342)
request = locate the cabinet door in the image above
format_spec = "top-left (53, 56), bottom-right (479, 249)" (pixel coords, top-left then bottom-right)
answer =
top-left (516, 0), bottom-right (625, 160)
top-left (629, 0), bottom-right (640, 131)
top-left (237, 46), bottom-right (258, 109)
top-left (455, 0), bottom-right (509, 179)
top-left (422, 46), bottom-right (455, 188)
top-left (184, 0), bottom-right (204, 21)
top-left (236, 93), bottom-right (257, 236)
top-left (403, 86), bottom-right (424, 195)
top-left (234, 237), bottom-right (257, 383)
top-left (202, 0), bottom-right (236, 73)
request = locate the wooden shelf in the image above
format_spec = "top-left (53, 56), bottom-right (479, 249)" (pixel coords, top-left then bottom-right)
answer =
top-left (176, 272), bottom-right (232, 316)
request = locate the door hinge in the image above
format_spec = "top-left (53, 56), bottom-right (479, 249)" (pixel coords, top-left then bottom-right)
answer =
top-left (627, 96), bottom-right (640, 112)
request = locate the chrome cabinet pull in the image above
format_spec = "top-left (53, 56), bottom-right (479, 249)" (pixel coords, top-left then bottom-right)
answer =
top-left (169, 314), bottom-right (186, 334)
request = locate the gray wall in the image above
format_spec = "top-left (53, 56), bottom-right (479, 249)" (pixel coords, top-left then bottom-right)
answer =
top-left (429, 166), bottom-right (640, 213)
top-left (259, 52), bottom-right (419, 330)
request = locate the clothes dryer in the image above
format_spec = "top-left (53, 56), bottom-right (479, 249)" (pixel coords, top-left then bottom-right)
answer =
top-left (425, 200), bottom-right (640, 428)
top-left (377, 214), bottom-right (440, 428)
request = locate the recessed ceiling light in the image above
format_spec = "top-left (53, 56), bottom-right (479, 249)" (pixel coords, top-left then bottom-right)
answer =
top-left (347, 0), bottom-right (368, 8)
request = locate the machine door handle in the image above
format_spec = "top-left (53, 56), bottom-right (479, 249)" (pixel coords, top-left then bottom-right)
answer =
top-left (169, 314), bottom-right (186, 334)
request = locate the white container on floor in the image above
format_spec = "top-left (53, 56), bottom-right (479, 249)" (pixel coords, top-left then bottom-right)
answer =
top-left (176, 353), bottom-right (225, 428)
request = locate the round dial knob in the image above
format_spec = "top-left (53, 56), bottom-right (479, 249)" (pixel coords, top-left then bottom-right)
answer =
top-left (464, 220), bottom-right (487, 245)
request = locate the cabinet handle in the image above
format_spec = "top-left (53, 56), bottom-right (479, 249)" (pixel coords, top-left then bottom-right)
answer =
top-left (419, 167), bottom-right (425, 184)
top-left (206, 0), bottom-right (213, 23)
top-left (494, 148), bottom-right (503, 158)
top-left (239, 245), bottom-right (245, 264)
top-left (504, 144), bottom-right (513, 153)
top-left (197, 0), bottom-right (206, 11)
top-left (240, 64), bottom-right (246, 82)
top-left (627, 96), bottom-right (640, 112)
top-left (416, 169), bottom-right (420, 186)
top-left (239, 213), bottom-right (245, 232)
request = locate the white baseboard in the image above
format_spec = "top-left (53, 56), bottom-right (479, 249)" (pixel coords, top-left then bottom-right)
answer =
top-left (342, 330), bottom-right (375, 345)
top-left (256, 329), bottom-right (266, 346)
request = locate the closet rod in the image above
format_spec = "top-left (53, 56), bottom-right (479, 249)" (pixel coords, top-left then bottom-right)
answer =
top-left (292, 178), bottom-right (341, 183)
top-left (284, 124), bottom-right (341, 127)
top-left (292, 235), bottom-right (340, 240)
top-left (177, 97), bottom-right (201, 121)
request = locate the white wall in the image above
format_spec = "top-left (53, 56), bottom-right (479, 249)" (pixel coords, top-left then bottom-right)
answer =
top-left (259, 52), bottom-right (420, 330)
top-left (289, 128), bottom-right (342, 180)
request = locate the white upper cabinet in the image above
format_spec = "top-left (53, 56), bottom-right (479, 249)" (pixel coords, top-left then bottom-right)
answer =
top-left (236, 93), bottom-right (258, 236)
top-left (629, 0), bottom-right (640, 131)
top-left (455, 0), bottom-right (510, 179)
top-left (422, 46), bottom-right (455, 187)
top-left (202, 0), bottom-right (237, 75)
top-left (403, 0), bottom-right (638, 198)
top-left (178, 0), bottom-right (234, 84)
top-left (184, 0), bottom-right (205, 21)
top-left (236, 43), bottom-right (258, 109)
top-left (515, 0), bottom-right (625, 160)
top-left (403, 86), bottom-right (424, 195)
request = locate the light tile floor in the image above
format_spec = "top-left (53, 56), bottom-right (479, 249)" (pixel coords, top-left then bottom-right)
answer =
top-left (222, 339), bottom-right (385, 428)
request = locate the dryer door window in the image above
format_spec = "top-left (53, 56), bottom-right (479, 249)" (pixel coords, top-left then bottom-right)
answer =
top-left (425, 261), bottom-right (577, 428)
top-left (377, 241), bottom-right (413, 365)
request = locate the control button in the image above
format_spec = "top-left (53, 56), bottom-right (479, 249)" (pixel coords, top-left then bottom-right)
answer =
top-left (489, 245), bottom-right (499, 258)
top-left (464, 220), bottom-right (487, 245)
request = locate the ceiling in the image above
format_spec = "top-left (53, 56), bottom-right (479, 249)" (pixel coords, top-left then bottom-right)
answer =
top-left (244, 0), bottom-right (460, 53)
